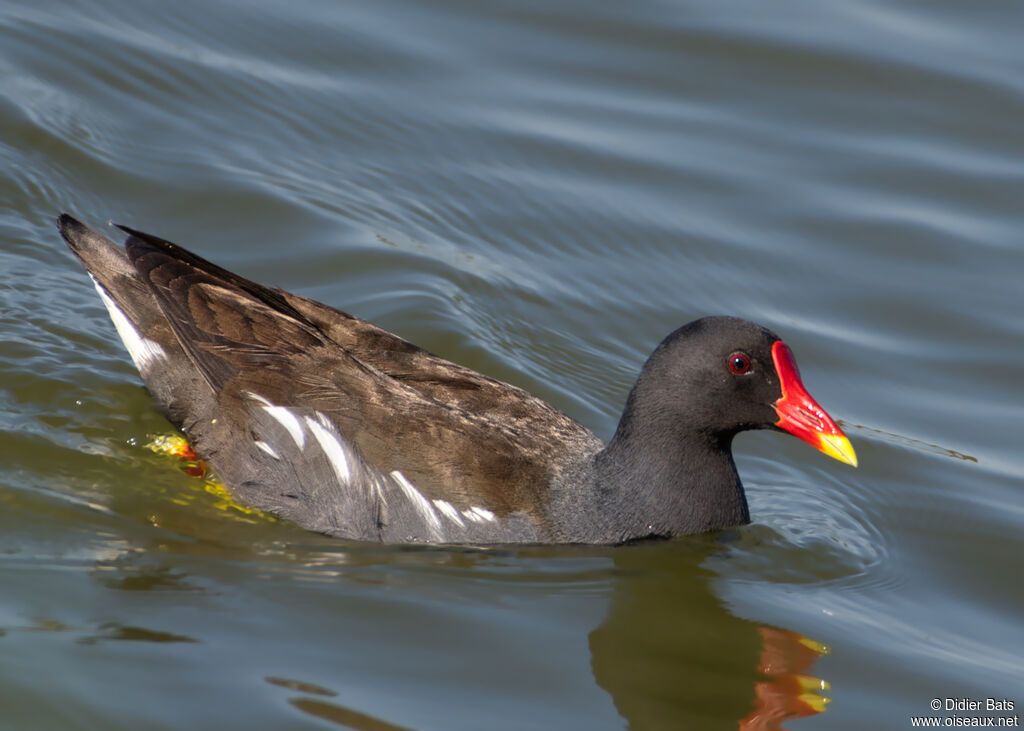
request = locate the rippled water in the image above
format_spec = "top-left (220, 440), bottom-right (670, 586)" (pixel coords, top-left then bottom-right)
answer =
top-left (2, 0), bottom-right (1023, 728)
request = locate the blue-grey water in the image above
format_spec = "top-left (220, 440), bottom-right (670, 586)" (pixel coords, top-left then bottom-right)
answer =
top-left (2, 1), bottom-right (1022, 729)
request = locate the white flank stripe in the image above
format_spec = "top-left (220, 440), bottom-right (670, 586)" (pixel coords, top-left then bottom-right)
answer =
top-left (306, 416), bottom-right (351, 484)
top-left (264, 406), bottom-right (305, 450)
top-left (462, 509), bottom-right (484, 523)
top-left (369, 474), bottom-right (387, 506)
top-left (471, 506), bottom-right (496, 522)
top-left (432, 499), bottom-right (465, 527)
top-left (246, 392), bottom-right (272, 406)
top-left (91, 277), bottom-right (166, 373)
top-left (254, 440), bottom-right (281, 460)
top-left (390, 470), bottom-right (441, 534)
top-left (246, 393), bottom-right (309, 451)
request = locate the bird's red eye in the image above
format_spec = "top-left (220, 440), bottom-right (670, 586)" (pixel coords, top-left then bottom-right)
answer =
top-left (729, 352), bottom-right (751, 375)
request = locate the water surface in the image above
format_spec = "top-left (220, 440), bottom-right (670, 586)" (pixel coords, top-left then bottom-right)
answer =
top-left (2, 0), bottom-right (1023, 728)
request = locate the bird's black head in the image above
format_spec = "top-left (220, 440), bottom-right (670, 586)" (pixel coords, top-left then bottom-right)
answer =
top-left (618, 316), bottom-right (856, 465)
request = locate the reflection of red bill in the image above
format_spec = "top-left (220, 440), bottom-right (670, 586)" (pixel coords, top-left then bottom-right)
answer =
top-left (772, 341), bottom-right (857, 467)
top-left (739, 626), bottom-right (832, 730)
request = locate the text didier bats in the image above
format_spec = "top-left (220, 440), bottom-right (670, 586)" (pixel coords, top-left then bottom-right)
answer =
top-left (945, 698), bottom-right (1015, 711)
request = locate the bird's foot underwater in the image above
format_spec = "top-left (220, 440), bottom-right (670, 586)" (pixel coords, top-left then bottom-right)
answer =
top-left (144, 433), bottom-right (270, 519)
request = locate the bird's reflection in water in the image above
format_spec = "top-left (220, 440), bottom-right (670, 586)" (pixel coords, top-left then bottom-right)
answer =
top-left (590, 539), bottom-right (829, 730)
top-left (131, 439), bottom-right (830, 730)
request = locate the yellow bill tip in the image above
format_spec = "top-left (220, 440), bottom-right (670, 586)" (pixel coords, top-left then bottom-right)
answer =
top-left (817, 433), bottom-right (858, 468)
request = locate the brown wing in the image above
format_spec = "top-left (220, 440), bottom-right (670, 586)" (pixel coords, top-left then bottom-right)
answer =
top-left (121, 226), bottom-right (599, 525)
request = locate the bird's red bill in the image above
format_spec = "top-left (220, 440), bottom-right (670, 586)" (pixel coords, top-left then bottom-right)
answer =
top-left (771, 341), bottom-right (857, 467)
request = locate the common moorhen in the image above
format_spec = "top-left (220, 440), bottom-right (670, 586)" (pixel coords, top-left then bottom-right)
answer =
top-left (59, 214), bottom-right (856, 544)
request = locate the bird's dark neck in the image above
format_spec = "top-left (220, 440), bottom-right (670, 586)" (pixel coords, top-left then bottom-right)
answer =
top-left (588, 418), bottom-right (750, 542)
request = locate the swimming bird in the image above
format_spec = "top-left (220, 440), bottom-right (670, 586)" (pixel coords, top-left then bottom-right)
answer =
top-left (59, 214), bottom-right (856, 544)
